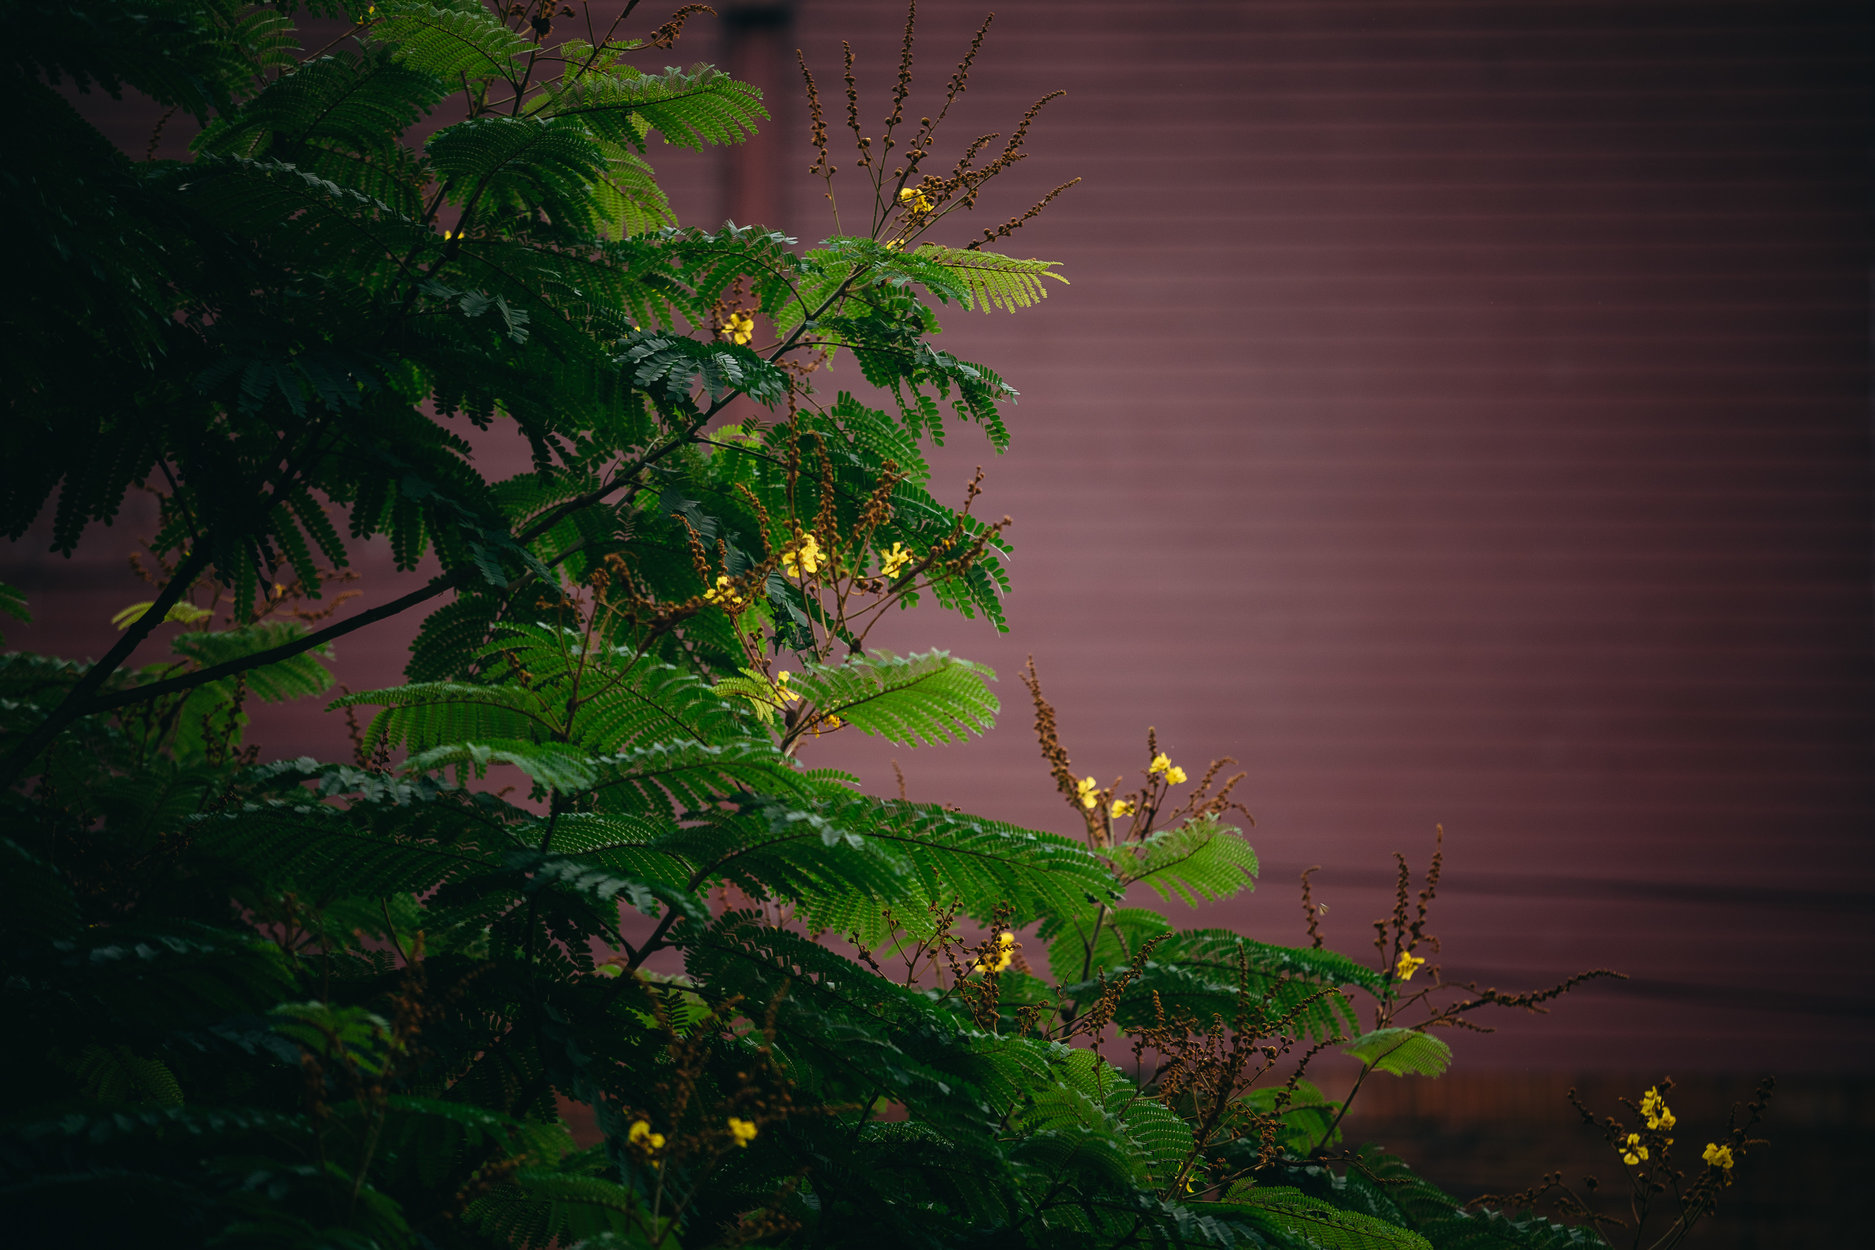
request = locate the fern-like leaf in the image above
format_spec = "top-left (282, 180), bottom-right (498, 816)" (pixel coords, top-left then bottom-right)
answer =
top-left (1344, 1028), bottom-right (1453, 1078)
top-left (538, 65), bottom-right (767, 152)
top-left (786, 650), bottom-right (997, 747)
top-left (911, 243), bottom-right (1068, 313)
top-left (1113, 817), bottom-right (1258, 906)
top-left (370, 0), bottom-right (533, 86)
top-left (1224, 1186), bottom-right (1434, 1250)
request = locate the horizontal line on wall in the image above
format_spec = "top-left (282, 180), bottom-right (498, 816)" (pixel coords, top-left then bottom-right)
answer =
top-left (1261, 863), bottom-right (1875, 915)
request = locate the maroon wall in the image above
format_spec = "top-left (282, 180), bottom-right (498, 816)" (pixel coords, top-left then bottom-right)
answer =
top-left (9, 2), bottom-right (1870, 1083)
top-left (754, 0), bottom-right (1875, 1076)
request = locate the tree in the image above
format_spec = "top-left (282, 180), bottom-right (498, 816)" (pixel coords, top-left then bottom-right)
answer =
top-left (0, 4), bottom-right (1762, 1248)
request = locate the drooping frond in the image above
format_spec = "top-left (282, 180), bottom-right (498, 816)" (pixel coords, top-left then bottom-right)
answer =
top-left (1008, 1046), bottom-right (1193, 1189)
top-left (1343, 1028), bottom-right (1453, 1078)
top-left (910, 243), bottom-right (1068, 313)
top-left (1110, 817), bottom-right (1259, 907)
top-left (193, 794), bottom-right (512, 900)
top-left (168, 623), bottom-right (334, 704)
top-left (334, 681), bottom-right (559, 756)
top-left (369, 0), bottom-right (533, 87)
top-left (724, 793), bottom-right (1115, 944)
top-left (787, 649), bottom-right (997, 746)
top-left (1221, 1186), bottom-right (1434, 1250)
top-left (538, 65), bottom-right (768, 152)
top-left (589, 738), bottom-right (842, 815)
top-left (1155, 930), bottom-right (1390, 997)
top-left (193, 47), bottom-right (444, 215)
top-left (429, 116), bottom-right (610, 234)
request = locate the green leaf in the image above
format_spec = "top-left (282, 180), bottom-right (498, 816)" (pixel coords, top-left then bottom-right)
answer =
top-left (538, 65), bottom-right (767, 152)
top-left (1115, 817), bottom-right (1258, 906)
top-left (1224, 1185), bottom-right (1434, 1250)
top-left (370, 0), bottom-right (533, 86)
top-left (910, 243), bottom-right (1068, 313)
top-left (787, 649), bottom-right (998, 747)
top-left (1344, 1028), bottom-right (1452, 1078)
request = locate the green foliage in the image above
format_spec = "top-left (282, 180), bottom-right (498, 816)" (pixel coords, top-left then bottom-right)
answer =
top-left (0, 7), bottom-right (1659, 1250)
top-left (1344, 1029), bottom-right (1454, 1079)
top-left (1116, 816), bottom-right (1261, 906)
top-left (910, 242), bottom-right (1069, 314)
top-left (1225, 1186), bottom-right (1434, 1250)
top-left (786, 649), bottom-right (998, 746)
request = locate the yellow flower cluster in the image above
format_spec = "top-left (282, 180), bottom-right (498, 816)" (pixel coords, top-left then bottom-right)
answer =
top-left (1641, 1086), bottom-right (1676, 1132)
top-left (1110, 799), bottom-right (1134, 819)
top-left (703, 575), bottom-right (747, 613)
top-left (781, 534), bottom-right (822, 578)
top-left (878, 541), bottom-right (914, 579)
top-left (1149, 754), bottom-right (1188, 786)
top-left (720, 311), bottom-right (755, 345)
top-left (1395, 950), bottom-right (1427, 981)
top-left (1702, 1141), bottom-right (1734, 1170)
top-left (899, 185), bottom-right (933, 215)
top-left (772, 670), bottom-right (800, 705)
top-left (1621, 1132), bottom-right (1649, 1166)
top-left (629, 1119), bottom-right (666, 1154)
top-left (728, 1116), bottom-right (758, 1147)
top-left (1075, 776), bottom-right (1101, 810)
top-left (973, 931), bottom-right (1016, 974)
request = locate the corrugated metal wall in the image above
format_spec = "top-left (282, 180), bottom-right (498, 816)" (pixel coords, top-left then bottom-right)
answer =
top-left (762, 0), bottom-right (1874, 1074)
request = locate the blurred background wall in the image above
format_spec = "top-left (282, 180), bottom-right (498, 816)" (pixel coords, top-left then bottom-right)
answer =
top-left (9, 2), bottom-right (1870, 1243)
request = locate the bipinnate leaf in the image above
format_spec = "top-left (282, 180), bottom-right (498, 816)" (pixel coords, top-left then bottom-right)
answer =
top-left (912, 243), bottom-right (1068, 313)
top-left (787, 649), bottom-right (997, 746)
top-left (1344, 1028), bottom-right (1452, 1078)
top-left (1224, 1185), bottom-right (1434, 1250)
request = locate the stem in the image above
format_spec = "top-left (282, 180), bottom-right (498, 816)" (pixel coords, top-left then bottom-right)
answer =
top-left (0, 545), bottom-right (211, 788)
top-left (1313, 1060), bottom-right (1375, 1155)
top-left (88, 565), bottom-right (472, 715)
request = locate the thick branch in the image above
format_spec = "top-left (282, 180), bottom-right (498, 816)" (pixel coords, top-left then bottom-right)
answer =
top-left (0, 545), bottom-right (212, 786)
top-left (87, 564), bottom-right (472, 715)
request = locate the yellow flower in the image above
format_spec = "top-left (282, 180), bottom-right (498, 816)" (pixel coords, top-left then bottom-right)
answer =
top-left (772, 670), bottom-right (801, 705)
top-left (878, 542), bottom-right (914, 579)
top-left (703, 575), bottom-right (746, 613)
top-left (727, 1117), bottom-right (758, 1147)
top-left (628, 1120), bottom-right (666, 1153)
top-left (1075, 776), bottom-right (1101, 810)
top-left (1621, 1132), bottom-right (1649, 1166)
top-left (781, 534), bottom-right (822, 578)
top-left (884, 237), bottom-right (904, 251)
top-left (720, 311), bottom-right (755, 345)
top-left (898, 185), bottom-right (933, 215)
top-left (1641, 1087), bottom-right (1677, 1131)
top-left (1395, 950), bottom-right (1426, 981)
top-left (1702, 1141), bottom-right (1734, 1170)
top-left (1110, 799), bottom-right (1134, 819)
top-left (973, 932), bottom-right (1016, 974)
top-left (1148, 754), bottom-right (1189, 785)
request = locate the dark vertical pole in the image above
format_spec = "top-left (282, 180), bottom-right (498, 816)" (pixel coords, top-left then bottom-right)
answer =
top-left (719, 1), bottom-right (795, 231)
